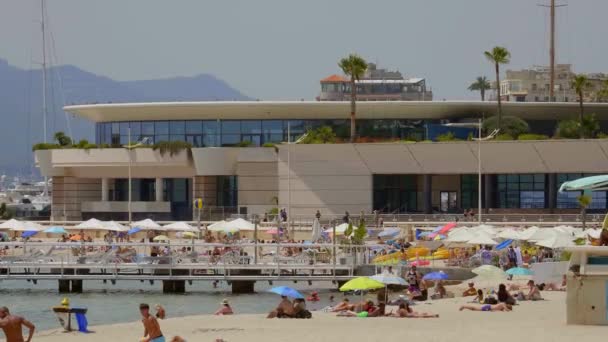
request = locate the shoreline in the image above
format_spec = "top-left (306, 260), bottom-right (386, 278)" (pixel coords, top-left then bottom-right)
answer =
top-left (22, 292), bottom-right (607, 342)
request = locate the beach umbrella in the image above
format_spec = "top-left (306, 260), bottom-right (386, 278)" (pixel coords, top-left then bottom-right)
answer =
top-left (21, 230), bottom-right (39, 238)
top-left (132, 218), bottom-right (161, 229)
top-left (180, 231), bottom-right (198, 239)
top-left (495, 239), bottom-right (513, 251)
top-left (339, 277), bottom-right (385, 292)
top-left (153, 235), bottom-right (170, 242)
top-left (559, 175), bottom-right (608, 192)
top-left (69, 234), bottom-right (85, 241)
top-left (0, 219), bottom-right (25, 230)
top-left (268, 286), bottom-right (304, 299)
top-left (10, 221), bottom-right (44, 232)
top-left (311, 218), bottom-right (322, 242)
top-left (472, 265), bottom-right (507, 279)
top-left (328, 222), bottom-right (358, 236)
top-left (518, 226), bottom-right (540, 241)
top-left (466, 232), bottom-right (498, 245)
top-left (207, 220), bottom-right (227, 231)
top-left (127, 227), bottom-right (142, 235)
top-left (163, 222), bottom-right (197, 232)
top-left (536, 234), bottom-right (575, 249)
top-left (265, 227), bottom-right (279, 235)
top-left (226, 218), bottom-right (255, 231)
top-left (43, 226), bottom-right (68, 234)
top-left (470, 224), bottom-right (497, 236)
top-left (74, 218), bottom-right (105, 230)
top-left (446, 229), bottom-right (475, 243)
top-left (102, 221), bottom-right (128, 232)
top-left (378, 228), bottom-right (400, 238)
top-left (506, 267), bottom-right (533, 276)
top-left (435, 222), bottom-right (457, 236)
top-left (422, 271), bottom-right (449, 281)
top-left (497, 229), bottom-right (521, 240)
top-left (370, 274), bottom-right (408, 286)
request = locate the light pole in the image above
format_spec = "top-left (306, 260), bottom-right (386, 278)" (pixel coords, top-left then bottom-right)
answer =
top-left (122, 129), bottom-right (150, 226)
top-left (443, 119), bottom-right (499, 223)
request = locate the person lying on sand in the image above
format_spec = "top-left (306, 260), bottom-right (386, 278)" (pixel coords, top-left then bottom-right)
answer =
top-left (544, 275), bottom-right (567, 291)
top-left (337, 303), bottom-right (386, 317)
top-left (459, 303), bottom-right (512, 312)
top-left (390, 303), bottom-right (438, 318)
top-left (331, 298), bottom-right (354, 312)
top-left (267, 296), bottom-right (294, 318)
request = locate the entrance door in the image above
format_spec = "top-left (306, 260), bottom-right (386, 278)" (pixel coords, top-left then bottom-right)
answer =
top-left (440, 191), bottom-right (458, 212)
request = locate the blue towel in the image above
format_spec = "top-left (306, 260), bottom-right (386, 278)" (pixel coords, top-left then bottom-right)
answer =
top-left (75, 312), bottom-right (88, 333)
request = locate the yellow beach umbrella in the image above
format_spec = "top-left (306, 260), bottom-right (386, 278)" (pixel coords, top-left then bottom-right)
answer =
top-left (153, 235), bottom-right (170, 242)
top-left (339, 277), bottom-right (385, 292)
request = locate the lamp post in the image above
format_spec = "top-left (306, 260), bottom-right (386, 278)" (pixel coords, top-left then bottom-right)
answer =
top-left (443, 119), bottom-right (499, 223)
top-left (122, 129), bottom-right (150, 226)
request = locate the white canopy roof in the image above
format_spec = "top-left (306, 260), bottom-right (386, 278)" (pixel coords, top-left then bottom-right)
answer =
top-left (102, 221), bottom-right (128, 232)
top-left (1, 220), bottom-right (44, 232)
top-left (0, 219), bottom-right (26, 231)
top-left (208, 218), bottom-right (255, 232)
top-left (163, 222), bottom-right (197, 232)
top-left (497, 228), bottom-right (521, 240)
top-left (446, 229), bottom-right (475, 242)
top-left (518, 226), bottom-right (540, 241)
top-left (587, 228), bottom-right (603, 240)
top-left (207, 220), bottom-right (227, 231)
top-left (467, 231), bottom-right (498, 245)
top-left (132, 218), bottom-right (161, 229)
top-left (74, 218), bottom-right (106, 230)
top-left (325, 222), bottom-right (358, 235)
top-left (536, 233), bottom-right (576, 249)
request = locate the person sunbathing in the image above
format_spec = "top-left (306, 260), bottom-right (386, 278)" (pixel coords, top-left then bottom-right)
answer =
top-left (331, 298), bottom-right (355, 312)
top-left (391, 303), bottom-right (438, 318)
top-left (459, 303), bottom-right (512, 312)
top-left (517, 280), bottom-right (543, 301)
top-left (544, 275), bottom-right (567, 291)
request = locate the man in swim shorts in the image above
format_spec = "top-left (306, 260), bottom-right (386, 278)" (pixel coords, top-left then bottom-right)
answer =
top-left (140, 303), bottom-right (165, 342)
top-left (0, 306), bottom-right (35, 342)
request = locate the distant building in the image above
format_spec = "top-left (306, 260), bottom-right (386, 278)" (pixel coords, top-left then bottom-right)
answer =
top-left (318, 63), bottom-right (432, 101)
top-left (499, 64), bottom-right (608, 102)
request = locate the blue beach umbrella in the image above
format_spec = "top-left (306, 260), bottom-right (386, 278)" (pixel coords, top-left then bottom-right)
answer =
top-left (21, 230), bottom-right (39, 238)
top-left (506, 267), bottom-right (533, 276)
top-left (127, 227), bottom-right (142, 235)
top-left (43, 226), bottom-right (68, 234)
top-left (268, 286), bottom-right (304, 299)
top-left (495, 239), bottom-right (513, 251)
top-left (422, 271), bottom-right (449, 281)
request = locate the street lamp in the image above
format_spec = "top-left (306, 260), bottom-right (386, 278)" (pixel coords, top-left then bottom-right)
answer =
top-left (122, 128), bottom-right (151, 225)
top-left (443, 119), bottom-right (499, 223)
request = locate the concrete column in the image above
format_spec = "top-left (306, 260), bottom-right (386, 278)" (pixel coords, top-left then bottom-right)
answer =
top-left (547, 173), bottom-right (557, 212)
top-left (422, 175), bottom-right (432, 214)
top-left (155, 178), bottom-right (163, 202)
top-left (58, 280), bottom-right (70, 293)
top-left (71, 280), bottom-right (83, 293)
top-left (101, 178), bottom-right (109, 201)
top-left (484, 175), bottom-right (495, 212)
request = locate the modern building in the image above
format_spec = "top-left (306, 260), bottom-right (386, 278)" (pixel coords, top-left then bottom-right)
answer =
top-left (318, 63), bottom-right (432, 101)
top-left (500, 64), bottom-right (608, 103)
top-left (35, 100), bottom-right (608, 222)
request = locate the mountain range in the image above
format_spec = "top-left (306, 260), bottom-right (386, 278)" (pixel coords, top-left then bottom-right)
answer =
top-left (0, 58), bottom-right (250, 177)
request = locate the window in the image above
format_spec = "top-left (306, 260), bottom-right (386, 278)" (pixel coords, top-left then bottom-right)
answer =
top-left (531, 84), bottom-right (537, 91)
top-left (440, 192), bottom-right (458, 212)
top-left (130, 122), bottom-right (142, 139)
top-left (142, 122), bottom-right (155, 136)
top-left (558, 173), bottom-right (608, 210)
top-left (155, 121), bottom-right (169, 135)
top-left (185, 121), bottom-right (202, 135)
top-left (497, 174), bottom-right (545, 208)
top-left (373, 175), bottom-right (417, 213)
top-left (217, 176), bottom-right (238, 207)
top-left (534, 96), bottom-right (539, 102)
top-left (113, 179), bottom-right (156, 202)
top-left (169, 121), bottom-right (185, 135)
top-left (461, 175), bottom-right (478, 210)
top-left (262, 120), bottom-right (284, 143)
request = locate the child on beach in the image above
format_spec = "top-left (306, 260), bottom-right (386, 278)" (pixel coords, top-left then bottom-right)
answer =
top-left (140, 303), bottom-right (165, 342)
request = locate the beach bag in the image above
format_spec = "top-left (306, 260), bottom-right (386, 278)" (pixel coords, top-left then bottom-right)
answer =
top-left (484, 297), bottom-right (498, 305)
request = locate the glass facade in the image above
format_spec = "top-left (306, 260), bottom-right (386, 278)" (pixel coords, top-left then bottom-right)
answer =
top-left (112, 179), bottom-right (156, 201)
top-left (557, 173), bottom-right (608, 210)
top-left (217, 176), bottom-right (238, 207)
top-left (497, 174), bottom-right (546, 209)
top-left (460, 175), bottom-right (479, 210)
top-left (373, 175), bottom-right (418, 213)
top-left (96, 119), bottom-right (430, 147)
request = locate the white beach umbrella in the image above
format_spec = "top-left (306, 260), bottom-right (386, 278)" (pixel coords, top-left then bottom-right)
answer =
top-left (467, 231), bottom-right (498, 245)
top-left (518, 226), bottom-right (540, 241)
top-left (497, 228), bottom-right (521, 240)
top-left (446, 229), bottom-right (475, 242)
top-left (102, 220), bottom-right (128, 232)
top-left (163, 221), bottom-right (197, 232)
top-left (208, 220), bottom-right (227, 232)
top-left (0, 219), bottom-right (25, 230)
top-left (225, 218), bottom-right (255, 231)
top-left (470, 224), bottom-right (497, 236)
top-left (74, 218), bottom-right (105, 230)
top-left (527, 228), bottom-right (556, 242)
top-left (536, 233), bottom-right (576, 249)
top-left (10, 221), bottom-right (44, 232)
top-left (311, 218), bottom-right (322, 242)
top-left (325, 222), bottom-right (358, 236)
top-left (132, 218), bottom-right (161, 229)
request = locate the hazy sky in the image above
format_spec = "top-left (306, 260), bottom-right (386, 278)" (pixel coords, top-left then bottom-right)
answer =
top-left (0, 0), bottom-right (606, 100)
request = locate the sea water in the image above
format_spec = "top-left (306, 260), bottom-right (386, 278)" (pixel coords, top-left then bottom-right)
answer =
top-left (0, 280), bottom-right (338, 331)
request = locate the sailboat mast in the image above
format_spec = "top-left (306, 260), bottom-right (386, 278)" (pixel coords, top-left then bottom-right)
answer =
top-left (41, 0), bottom-right (47, 143)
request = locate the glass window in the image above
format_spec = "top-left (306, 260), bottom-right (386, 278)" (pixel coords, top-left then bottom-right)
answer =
top-left (222, 121), bottom-right (241, 134)
top-left (221, 135), bottom-right (240, 146)
top-left (203, 135), bottom-right (219, 147)
top-left (155, 121), bottom-right (169, 135)
top-left (241, 120), bottom-right (261, 134)
top-left (185, 135), bottom-right (202, 147)
top-left (185, 121), bottom-right (202, 135)
top-left (170, 134), bottom-right (185, 142)
top-left (460, 175), bottom-right (478, 210)
top-left (373, 175), bottom-right (417, 213)
top-left (119, 122), bottom-right (130, 136)
top-left (142, 122), bottom-right (155, 135)
top-left (203, 120), bottom-right (219, 135)
top-left (497, 174), bottom-right (545, 208)
top-left (169, 121), bottom-right (185, 135)
top-left (216, 176), bottom-right (238, 207)
top-left (103, 123), bottom-right (112, 144)
top-left (130, 122), bottom-right (141, 137)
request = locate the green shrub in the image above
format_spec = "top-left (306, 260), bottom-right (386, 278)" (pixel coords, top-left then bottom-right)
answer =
top-left (301, 126), bottom-right (337, 144)
top-left (53, 131), bottom-right (72, 147)
top-left (495, 133), bottom-right (514, 141)
top-left (517, 133), bottom-right (549, 141)
top-left (152, 140), bottom-right (192, 156)
top-left (436, 131), bottom-right (461, 142)
top-left (597, 132), bottom-right (608, 139)
top-left (262, 142), bottom-right (276, 148)
top-left (582, 113), bottom-right (600, 138)
top-left (32, 143), bottom-right (60, 151)
top-left (237, 140), bottom-right (253, 147)
top-left (555, 120), bottom-right (580, 139)
top-left (483, 116), bottom-right (529, 138)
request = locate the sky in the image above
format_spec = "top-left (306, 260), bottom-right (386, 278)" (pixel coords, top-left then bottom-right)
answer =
top-left (0, 0), bottom-right (606, 100)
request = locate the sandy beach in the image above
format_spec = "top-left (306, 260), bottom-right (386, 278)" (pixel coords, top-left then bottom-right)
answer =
top-left (17, 291), bottom-right (602, 342)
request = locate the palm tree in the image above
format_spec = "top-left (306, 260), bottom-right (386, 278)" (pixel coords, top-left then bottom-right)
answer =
top-left (468, 76), bottom-right (492, 101)
top-left (571, 74), bottom-right (592, 136)
top-left (339, 54), bottom-right (368, 143)
top-left (484, 47), bottom-right (511, 129)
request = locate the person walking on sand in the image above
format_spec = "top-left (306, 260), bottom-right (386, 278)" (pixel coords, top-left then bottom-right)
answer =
top-left (0, 306), bottom-right (35, 342)
top-left (140, 303), bottom-right (165, 342)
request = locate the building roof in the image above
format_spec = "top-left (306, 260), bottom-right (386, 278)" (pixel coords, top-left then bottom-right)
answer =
top-left (355, 78), bottom-right (424, 85)
top-left (320, 74), bottom-right (348, 83)
top-left (63, 100), bottom-right (608, 123)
